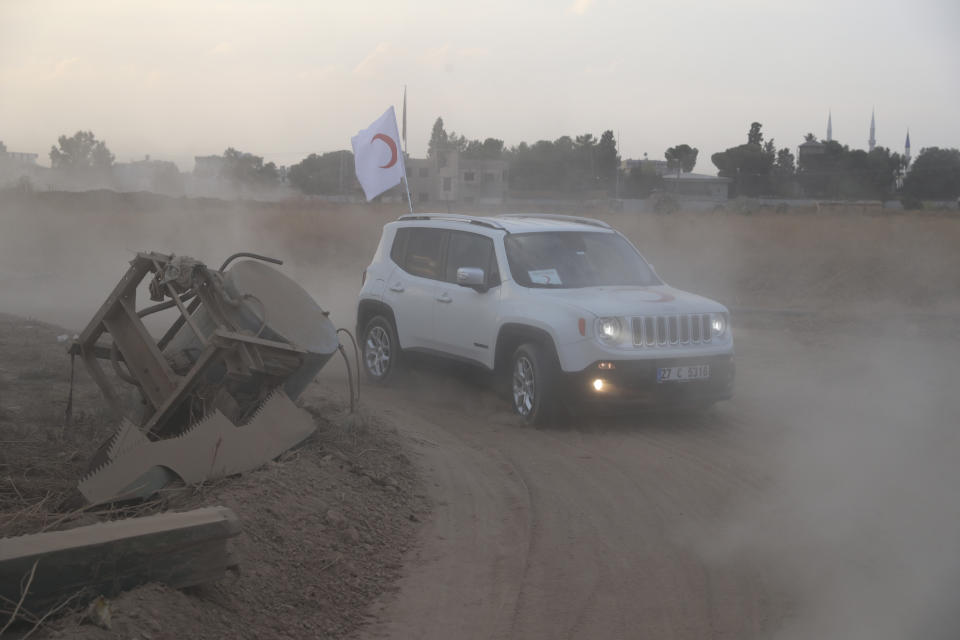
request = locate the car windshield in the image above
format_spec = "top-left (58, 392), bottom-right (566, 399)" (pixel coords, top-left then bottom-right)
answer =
top-left (504, 231), bottom-right (661, 288)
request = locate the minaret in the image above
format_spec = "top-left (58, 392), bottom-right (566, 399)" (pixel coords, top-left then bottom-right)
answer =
top-left (869, 109), bottom-right (876, 151)
top-left (826, 110), bottom-right (833, 142)
top-left (904, 129), bottom-right (911, 166)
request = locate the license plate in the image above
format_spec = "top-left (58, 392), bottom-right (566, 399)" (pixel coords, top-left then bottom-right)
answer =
top-left (657, 364), bottom-right (710, 383)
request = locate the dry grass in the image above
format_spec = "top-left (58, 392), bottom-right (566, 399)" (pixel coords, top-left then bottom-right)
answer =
top-left (603, 209), bottom-right (960, 313)
top-left (4, 189), bottom-right (957, 319)
top-left (233, 198), bottom-right (960, 315)
top-left (0, 314), bottom-right (142, 537)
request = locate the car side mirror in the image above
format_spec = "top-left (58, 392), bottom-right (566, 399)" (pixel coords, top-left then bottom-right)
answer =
top-left (456, 267), bottom-right (488, 292)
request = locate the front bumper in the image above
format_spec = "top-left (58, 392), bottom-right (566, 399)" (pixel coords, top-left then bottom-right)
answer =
top-left (562, 354), bottom-right (734, 409)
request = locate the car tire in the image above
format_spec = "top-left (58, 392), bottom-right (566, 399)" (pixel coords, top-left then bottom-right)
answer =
top-left (511, 342), bottom-right (558, 426)
top-left (362, 315), bottom-right (400, 383)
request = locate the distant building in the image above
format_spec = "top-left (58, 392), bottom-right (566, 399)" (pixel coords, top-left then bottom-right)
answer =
top-left (406, 151), bottom-right (508, 205)
top-left (623, 157), bottom-right (670, 176)
top-left (193, 155), bottom-right (224, 179)
top-left (798, 137), bottom-right (826, 163)
top-left (0, 151), bottom-right (38, 165)
top-left (661, 172), bottom-right (731, 201)
top-left (113, 155), bottom-right (183, 194)
top-left (0, 150), bottom-right (41, 188)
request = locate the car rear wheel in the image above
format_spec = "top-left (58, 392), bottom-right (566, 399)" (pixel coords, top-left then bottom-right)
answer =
top-left (362, 315), bottom-right (399, 383)
top-left (511, 342), bottom-right (558, 425)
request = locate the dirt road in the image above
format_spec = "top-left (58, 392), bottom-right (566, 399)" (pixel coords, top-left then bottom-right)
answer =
top-left (2, 194), bottom-right (958, 638)
top-left (352, 322), bottom-right (960, 639)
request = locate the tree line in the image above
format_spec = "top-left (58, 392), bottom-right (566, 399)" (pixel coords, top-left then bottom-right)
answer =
top-left (285, 117), bottom-right (959, 203)
top-left (712, 122), bottom-right (909, 201)
top-left (21, 126), bottom-right (960, 203)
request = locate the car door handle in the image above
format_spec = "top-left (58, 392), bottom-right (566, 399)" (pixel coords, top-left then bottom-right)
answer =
top-left (389, 282), bottom-right (405, 293)
top-left (436, 292), bottom-right (452, 303)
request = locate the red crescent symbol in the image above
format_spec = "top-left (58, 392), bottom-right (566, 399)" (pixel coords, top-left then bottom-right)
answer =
top-left (371, 133), bottom-right (398, 168)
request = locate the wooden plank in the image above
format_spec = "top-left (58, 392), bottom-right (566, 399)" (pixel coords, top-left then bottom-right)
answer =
top-left (210, 329), bottom-right (307, 355)
top-left (141, 340), bottom-right (222, 437)
top-left (156, 296), bottom-right (201, 351)
top-left (80, 350), bottom-right (123, 418)
top-left (68, 342), bottom-right (125, 362)
top-left (77, 256), bottom-right (154, 348)
top-left (101, 296), bottom-right (178, 409)
top-left (0, 506), bottom-right (241, 614)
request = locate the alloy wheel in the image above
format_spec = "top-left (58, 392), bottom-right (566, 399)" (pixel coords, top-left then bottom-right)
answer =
top-left (513, 355), bottom-right (535, 417)
top-left (365, 325), bottom-right (391, 378)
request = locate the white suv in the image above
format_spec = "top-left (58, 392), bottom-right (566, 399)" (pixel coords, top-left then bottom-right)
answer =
top-left (357, 214), bottom-right (734, 423)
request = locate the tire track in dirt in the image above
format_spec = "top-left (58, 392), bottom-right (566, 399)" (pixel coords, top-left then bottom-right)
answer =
top-left (352, 336), bottom-right (792, 639)
top-left (356, 399), bottom-right (534, 640)
top-left (538, 423), bottom-right (774, 638)
top-left (503, 424), bottom-right (766, 639)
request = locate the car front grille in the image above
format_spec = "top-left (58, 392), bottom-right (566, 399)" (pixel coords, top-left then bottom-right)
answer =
top-left (632, 314), bottom-right (713, 347)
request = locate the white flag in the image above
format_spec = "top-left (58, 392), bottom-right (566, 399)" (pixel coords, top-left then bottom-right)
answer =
top-left (351, 106), bottom-right (406, 201)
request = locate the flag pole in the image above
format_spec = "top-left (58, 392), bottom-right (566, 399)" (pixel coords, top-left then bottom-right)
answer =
top-left (401, 85), bottom-right (413, 213)
top-left (402, 174), bottom-right (414, 214)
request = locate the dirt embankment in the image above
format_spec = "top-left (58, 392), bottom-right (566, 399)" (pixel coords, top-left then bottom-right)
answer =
top-left (59, 397), bottom-right (429, 640)
top-left (0, 313), bottom-right (427, 639)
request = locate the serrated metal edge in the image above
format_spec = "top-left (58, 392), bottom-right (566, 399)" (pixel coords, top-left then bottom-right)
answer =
top-left (246, 391), bottom-right (280, 421)
top-left (78, 409), bottom-right (226, 491)
top-left (77, 411), bottom-right (229, 502)
top-left (100, 421), bottom-right (127, 458)
top-left (77, 388), bottom-right (311, 503)
top-left (77, 457), bottom-right (116, 487)
top-left (106, 419), bottom-right (149, 460)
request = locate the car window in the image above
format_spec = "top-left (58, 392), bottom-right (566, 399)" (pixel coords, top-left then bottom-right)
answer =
top-left (445, 231), bottom-right (498, 285)
top-left (504, 231), bottom-right (660, 288)
top-left (400, 227), bottom-right (445, 280)
top-left (390, 227), bottom-right (410, 266)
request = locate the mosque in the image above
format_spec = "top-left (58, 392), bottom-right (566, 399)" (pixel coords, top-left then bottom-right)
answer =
top-left (824, 109), bottom-right (911, 166)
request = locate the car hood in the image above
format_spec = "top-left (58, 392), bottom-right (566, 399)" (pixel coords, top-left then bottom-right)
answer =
top-left (525, 285), bottom-right (726, 317)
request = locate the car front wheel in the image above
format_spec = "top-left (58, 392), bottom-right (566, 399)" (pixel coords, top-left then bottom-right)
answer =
top-left (511, 342), bottom-right (558, 425)
top-left (362, 315), bottom-right (399, 383)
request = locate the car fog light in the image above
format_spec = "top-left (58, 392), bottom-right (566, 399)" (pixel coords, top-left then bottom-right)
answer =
top-left (592, 378), bottom-right (605, 391)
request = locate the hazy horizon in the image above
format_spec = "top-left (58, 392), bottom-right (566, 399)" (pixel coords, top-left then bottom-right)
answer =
top-left (2, 0), bottom-right (958, 173)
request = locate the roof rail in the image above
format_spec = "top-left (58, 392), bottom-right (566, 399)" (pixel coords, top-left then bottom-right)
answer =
top-left (398, 213), bottom-right (507, 231)
top-left (496, 213), bottom-right (612, 229)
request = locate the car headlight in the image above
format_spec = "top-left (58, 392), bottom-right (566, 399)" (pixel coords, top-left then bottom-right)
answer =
top-left (710, 312), bottom-right (729, 337)
top-left (596, 317), bottom-right (623, 343)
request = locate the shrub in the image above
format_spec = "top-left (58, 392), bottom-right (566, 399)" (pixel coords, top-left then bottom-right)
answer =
top-left (651, 193), bottom-right (679, 215)
top-left (900, 195), bottom-right (923, 211)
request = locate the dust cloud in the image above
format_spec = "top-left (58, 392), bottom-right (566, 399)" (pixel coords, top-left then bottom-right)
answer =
top-left (598, 205), bottom-right (960, 637)
top-left (697, 325), bottom-right (960, 639)
top-left (1, 191), bottom-right (958, 637)
top-left (0, 191), bottom-right (394, 333)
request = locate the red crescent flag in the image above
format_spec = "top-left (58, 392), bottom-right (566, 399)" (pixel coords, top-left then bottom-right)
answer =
top-left (351, 106), bottom-right (406, 201)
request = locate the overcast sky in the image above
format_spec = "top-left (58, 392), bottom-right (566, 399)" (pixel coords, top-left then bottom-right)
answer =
top-left (1, 0), bottom-right (958, 173)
